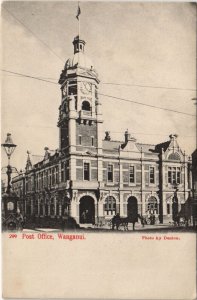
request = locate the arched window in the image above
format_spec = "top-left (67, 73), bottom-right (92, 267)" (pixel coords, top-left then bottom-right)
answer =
top-left (147, 196), bottom-right (158, 215)
top-left (82, 101), bottom-right (90, 111)
top-left (168, 153), bottom-right (180, 160)
top-left (104, 196), bottom-right (116, 216)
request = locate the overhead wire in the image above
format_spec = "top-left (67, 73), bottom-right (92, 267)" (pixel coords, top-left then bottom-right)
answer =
top-left (3, 6), bottom-right (65, 63)
top-left (1, 69), bottom-right (58, 85)
top-left (12, 124), bottom-right (195, 138)
top-left (98, 92), bottom-right (195, 117)
top-left (2, 71), bottom-right (195, 92)
top-left (2, 7), bottom-right (196, 93)
top-left (101, 82), bottom-right (196, 92)
top-left (1, 69), bottom-right (195, 117)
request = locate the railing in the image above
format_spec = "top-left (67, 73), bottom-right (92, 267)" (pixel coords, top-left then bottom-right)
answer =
top-left (79, 110), bottom-right (92, 119)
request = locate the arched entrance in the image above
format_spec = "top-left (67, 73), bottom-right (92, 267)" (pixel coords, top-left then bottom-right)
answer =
top-left (127, 196), bottom-right (138, 218)
top-left (79, 196), bottom-right (95, 224)
top-left (147, 196), bottom-right (158, 215)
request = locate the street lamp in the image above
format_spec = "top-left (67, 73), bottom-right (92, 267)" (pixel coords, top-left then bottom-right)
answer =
top-left (172, 184), bottom-right (179, 222)
top-left (1, 133), bottom-right (17, 194)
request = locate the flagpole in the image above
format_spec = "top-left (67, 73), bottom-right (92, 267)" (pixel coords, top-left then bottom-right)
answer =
top-left (78, 1), bottom-right (80, 38)
top-left (78, 14), bottom-right (80, 38)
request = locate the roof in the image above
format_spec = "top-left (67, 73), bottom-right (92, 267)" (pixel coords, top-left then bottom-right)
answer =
top-left (136, 143), bottom-right (156, 153)
top-left (102, 140), bottom-right (121, 152)
top-left (70, 52), bottom-right (93, 69)
top-left (103, 140), bottom-right (159, 154)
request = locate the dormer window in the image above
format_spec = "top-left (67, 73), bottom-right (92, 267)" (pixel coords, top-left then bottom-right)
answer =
top-left (82, 101), bottom-right (90, 111)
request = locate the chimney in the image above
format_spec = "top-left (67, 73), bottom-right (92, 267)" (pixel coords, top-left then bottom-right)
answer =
top-left (104, 131), bottom-right (111, 141)
top-left (125, 129), bottom-right (130, 144)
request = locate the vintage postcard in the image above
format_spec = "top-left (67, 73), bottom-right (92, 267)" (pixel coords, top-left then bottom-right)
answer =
top-left (1, 1), bottom-right (197, 299)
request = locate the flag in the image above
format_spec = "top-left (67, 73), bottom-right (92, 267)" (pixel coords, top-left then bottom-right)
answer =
top-left (76, 4), bottom-right (81, 20)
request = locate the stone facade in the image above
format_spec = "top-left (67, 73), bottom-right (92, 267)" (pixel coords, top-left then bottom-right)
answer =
top-left (12, 35), bottom-right (192, 225)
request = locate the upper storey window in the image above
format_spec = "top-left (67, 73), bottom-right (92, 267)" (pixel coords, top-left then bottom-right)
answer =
top-left (129, 166), bottom-right (135, 183)
top-left (68, 84), bottom-right (77, 96)
top-left (149, 167), bottom-right (155, 184)
top-left (82, 101), bottom-right (91, 111)
top-left (107, 164), bottom-right (113, 182)
top-left (168, 167), bottom-right (181, 185)
top-left (84, 162), bottom-right (90, 181)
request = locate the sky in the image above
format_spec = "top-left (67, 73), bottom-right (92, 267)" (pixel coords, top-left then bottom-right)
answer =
top-left (1, 1), bottom-right (196, 175)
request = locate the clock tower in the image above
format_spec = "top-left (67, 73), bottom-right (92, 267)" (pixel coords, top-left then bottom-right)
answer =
top-left (58, 35), bottom-right (103, 180)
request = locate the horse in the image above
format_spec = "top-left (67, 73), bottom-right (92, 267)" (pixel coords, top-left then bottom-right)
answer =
top-left (111, 215), bottom-right (137, 231)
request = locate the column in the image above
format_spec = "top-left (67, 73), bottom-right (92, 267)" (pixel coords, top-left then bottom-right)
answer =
top-left (163, 194), bottom-right (167, 215)
top-left (142, 194), bottom-right (146, 215)
top-left (38, 198), bottom-right (40, 216)
top-left (97, 159), bottom-right (103, 182)
top-left (48, 204), bottom-right (50, 216)
top-left (59, 204), bottom-right (62, 216)
top-left (96, 100), bottom-right (103, 156)
top-left (95, 200), bottom-right (98, 223)
top-left (58, 161), bottom-right (61, 183)
top-left (98, 199), bottom-right (104, 217)
top-left (31, 198), bottom-right (34, 215)
top-left (70, 156), bottom-right (76, 181)
top-left (119, 193), bottom-right (124, 216)
top-left (184, 162), bottom-right (188, 201)
top-left (119, 161), bottom-right (123, 189)
top-left (91, 84), bottom-right (96, 118)
top-left (54, 196), bottom-right (57, 216)
top-left (68, 95), bottom-right (77, 153)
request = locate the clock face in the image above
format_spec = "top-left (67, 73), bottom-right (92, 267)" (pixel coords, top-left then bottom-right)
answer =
top-left (80, 82), bottom-right (92, 94)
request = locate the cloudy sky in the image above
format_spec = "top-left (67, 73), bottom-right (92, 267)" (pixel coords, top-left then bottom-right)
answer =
top-left (1, 1), bottom-right (196, 173)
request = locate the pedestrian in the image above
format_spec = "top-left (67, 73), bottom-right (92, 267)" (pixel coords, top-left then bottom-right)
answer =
top-left (81, 210), bottom-right (86, 223)
top-left (150, 213), bottom-right (155, 225)
top-left (139, 214), bottom-right (145, 227)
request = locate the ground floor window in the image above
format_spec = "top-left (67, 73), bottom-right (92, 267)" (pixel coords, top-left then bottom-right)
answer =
top-left (147, 196), bottom-right (158, 214)
top-left (104, 196), bottom-right (116, 216)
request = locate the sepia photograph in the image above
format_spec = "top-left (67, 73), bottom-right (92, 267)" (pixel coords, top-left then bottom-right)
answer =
top-left (1, 1), bottom-right (197, 299)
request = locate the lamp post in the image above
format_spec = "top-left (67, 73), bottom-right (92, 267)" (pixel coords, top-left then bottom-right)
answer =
top-left (1, 133), bottom-right (17, 194)
top-left (172, 184), bottom-right (179, 222)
